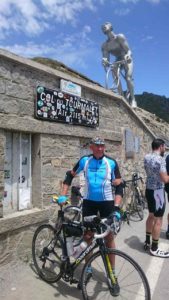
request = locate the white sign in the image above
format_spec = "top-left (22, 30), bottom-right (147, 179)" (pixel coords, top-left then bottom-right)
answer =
top-left (60, 79), bottom-right (81, 97)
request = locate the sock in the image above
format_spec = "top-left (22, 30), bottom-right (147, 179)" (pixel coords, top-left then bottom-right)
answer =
top-left (151, 239), bottom-right (158, 251)
top-left (145, 232), bottom-right (151, 244)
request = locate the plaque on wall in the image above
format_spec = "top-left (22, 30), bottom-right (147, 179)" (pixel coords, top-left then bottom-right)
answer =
top-left (134, 136), bottom-right (140, 153)
top-left (60, 79), bottom-right (81, 97)
top-left (125, 129), bottom-right (135, 158)
top-left (35, 86), bottom-right (99, 127)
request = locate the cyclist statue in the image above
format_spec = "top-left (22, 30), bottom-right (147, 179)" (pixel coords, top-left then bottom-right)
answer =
top-left (101, 22), bottom-right (137, 108)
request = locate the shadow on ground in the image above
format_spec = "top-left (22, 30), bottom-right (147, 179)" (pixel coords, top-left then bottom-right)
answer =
top-left (124, 235), bottom-right (145, 253)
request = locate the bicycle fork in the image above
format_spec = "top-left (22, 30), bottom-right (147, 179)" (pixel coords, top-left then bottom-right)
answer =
top-left (105, 253), bottom-right (117, 285)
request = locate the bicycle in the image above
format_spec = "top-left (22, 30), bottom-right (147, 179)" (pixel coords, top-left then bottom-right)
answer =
top-left (32, 201), bottom-right (151, 299)
top-left (123, 173), bottom-right (146, 221)
top-left (104, 59), bottom-right (131, 100)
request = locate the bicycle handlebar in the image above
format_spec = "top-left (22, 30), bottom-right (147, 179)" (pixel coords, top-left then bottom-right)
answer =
top-left (123, 177), bottom-right (144, 186)
top-left (103, 59), bottom-right (129, 69)
top-left (83, 215), bottom-right (120, 238)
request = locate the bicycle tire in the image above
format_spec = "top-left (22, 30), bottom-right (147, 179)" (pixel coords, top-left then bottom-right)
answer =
top-left (134, 190), bottom-right (144, 220)
top-left (32, 224), bottom-right (64, 283)
top-left (128, 192), bottom-right (144, 222)
top-left (81, 249), bottom-right (151, 300)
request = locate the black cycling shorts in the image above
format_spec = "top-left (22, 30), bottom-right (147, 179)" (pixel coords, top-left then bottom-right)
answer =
top-left (82, 200), bottom-right (114, 219)
top-left (145, 189), bottom-right (166, 217)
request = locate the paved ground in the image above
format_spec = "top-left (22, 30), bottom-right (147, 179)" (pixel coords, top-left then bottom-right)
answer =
top-left (1, 205), bottom-right (169, 300)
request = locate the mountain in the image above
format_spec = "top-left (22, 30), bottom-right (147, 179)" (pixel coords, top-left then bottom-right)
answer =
top-left (135, 92), bottom-right (169, 124)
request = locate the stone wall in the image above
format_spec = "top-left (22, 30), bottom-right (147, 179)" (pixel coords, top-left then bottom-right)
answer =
top-left (0, 129), bottom-right (5, 217)
top-left (0, 49), bottom-right (155, 264)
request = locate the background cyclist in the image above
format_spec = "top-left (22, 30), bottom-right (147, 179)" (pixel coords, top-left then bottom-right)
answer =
top-left (144, 138), bottom-right (169, 257)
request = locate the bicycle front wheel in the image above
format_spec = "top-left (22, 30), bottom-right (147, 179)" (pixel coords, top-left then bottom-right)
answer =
top-left (32, 224), bottom-right (63, 283)
top-left (81, 249), bottom-right (151, 300)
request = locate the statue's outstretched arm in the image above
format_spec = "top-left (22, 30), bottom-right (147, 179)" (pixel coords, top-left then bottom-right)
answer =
top-left (101, 42), bottom-right (110, 66)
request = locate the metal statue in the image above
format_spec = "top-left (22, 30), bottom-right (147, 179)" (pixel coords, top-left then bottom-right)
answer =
top-left (101, 22), bottom-right (137, 108)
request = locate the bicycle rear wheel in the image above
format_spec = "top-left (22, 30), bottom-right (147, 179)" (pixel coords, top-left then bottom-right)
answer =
top-left (132, 189), bottom-right (144, 221)
top-left (128, 193), bottom-right (144, 222)
top-left (81, 249), bottom-right (151, 300)
top-left (32, 224), bottom-right (63, 283)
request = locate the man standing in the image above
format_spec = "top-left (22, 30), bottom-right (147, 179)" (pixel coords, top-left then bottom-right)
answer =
top-left (101, 21), bottom-right (136, 107)
top-left (58, 137), bottom-right (123, 296)
top-left (144, 138), bottom-right (169, 257)
top-left (165, 153), bottom-right (169, 238)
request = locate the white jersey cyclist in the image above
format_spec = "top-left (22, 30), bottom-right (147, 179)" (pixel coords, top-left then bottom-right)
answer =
top-left (144, 152), bottom-right (166, 190)
top-left (65, 154), bottom-right (121, 201)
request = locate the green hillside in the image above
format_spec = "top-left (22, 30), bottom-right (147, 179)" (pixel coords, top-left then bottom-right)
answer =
top-left (135, 92), bottom-right (169, 124)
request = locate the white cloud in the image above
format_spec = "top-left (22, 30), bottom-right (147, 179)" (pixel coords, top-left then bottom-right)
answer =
top-left (141, 35), bottom-right (154, 42)
top-left (0, 0), bottom-right (162, 37)
top-left (0, 25), bottom-right (95, 69)
top-left (118, 0), bottom-right (161, 3)
top-left (0, 0), bottom-right (102, 37)
top-left (114, 8), bottom-right (131, 15)
top-left (118, 0), bottom-right (140, 3)
top-left (147, 0), bottom-right (161, 3)
top-left (0, 0), bottom-right (46, 36)
top-left (41, 0), bottom-right (96, 23)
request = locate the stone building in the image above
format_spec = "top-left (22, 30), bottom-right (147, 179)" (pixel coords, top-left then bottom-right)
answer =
top-left (0, 49), bottom-right (162, 264)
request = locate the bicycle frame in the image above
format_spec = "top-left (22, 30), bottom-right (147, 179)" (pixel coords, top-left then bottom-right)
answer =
top-left (105, 60), bottom-right (126, 96)
top-left (59, 215), bottom-right (116, 286)
top-left (62, 235), bottom-right (116, 287)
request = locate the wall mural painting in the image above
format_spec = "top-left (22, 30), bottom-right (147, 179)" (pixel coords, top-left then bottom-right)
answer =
top-left (35, 86), bottom-right (99, 128)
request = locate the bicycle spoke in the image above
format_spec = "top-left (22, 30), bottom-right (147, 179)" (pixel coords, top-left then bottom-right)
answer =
top-left (32, 224), bottom-right (63, 283)
top-left (82, 250), bottom-right (150, 300)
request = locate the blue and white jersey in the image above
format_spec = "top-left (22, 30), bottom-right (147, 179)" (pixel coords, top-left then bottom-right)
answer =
top-left (144, 152), bottom-right (166, 190)
top-left (73, 155), bottom-right (121, 201)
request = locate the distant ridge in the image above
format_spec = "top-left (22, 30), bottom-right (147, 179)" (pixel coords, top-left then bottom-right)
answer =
top-left (135, 92), bottom-right (169, 124)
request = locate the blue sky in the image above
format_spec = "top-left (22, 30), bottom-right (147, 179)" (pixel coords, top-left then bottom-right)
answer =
top-left (0, 0), bottom-right (169, 97)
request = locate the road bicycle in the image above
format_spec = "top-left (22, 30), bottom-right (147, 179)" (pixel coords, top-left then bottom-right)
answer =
top-left (32, 201), bottom-right (151, 299)
top-left (104, 59), bottom-right (131, 101)
top-left (123, 173), bottom-right (146, 221)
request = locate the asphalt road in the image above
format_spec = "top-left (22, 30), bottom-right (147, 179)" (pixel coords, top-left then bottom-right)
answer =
top-left (1, 205), bottom-right (169, 300)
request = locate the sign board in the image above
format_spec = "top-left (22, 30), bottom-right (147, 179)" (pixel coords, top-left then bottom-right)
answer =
top-left (125, 129), bottom-right (135, 158)
top-left (35, 86), bottom-right (99, 127)
top-left (60, 79), bottom-right (81, 97)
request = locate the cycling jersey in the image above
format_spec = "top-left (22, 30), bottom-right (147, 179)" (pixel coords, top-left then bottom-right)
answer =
top-left (165, 154), bottom-right (169, 194)
top-left (72, 154), bottom-right (121, 201)
top-left (144, 152), bottom-right (166, 190)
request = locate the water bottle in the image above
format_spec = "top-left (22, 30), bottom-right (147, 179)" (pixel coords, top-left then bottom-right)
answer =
top-left (73, 241), bottom-right (88, 258)
top-left (66, 237), bottom-right (74, 257)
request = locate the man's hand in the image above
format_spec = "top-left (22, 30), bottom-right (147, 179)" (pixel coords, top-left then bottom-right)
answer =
top-left (124, 54), bottom-right (132, 63)
top-left (112, 178), bottom-right (122, 186)
top-left (57, 195), bottom-right (68, 205)
top-left (113, 210), bottom-right (121, 221)
top-left (102, 57), bottom-right (109, 66)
